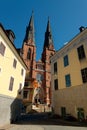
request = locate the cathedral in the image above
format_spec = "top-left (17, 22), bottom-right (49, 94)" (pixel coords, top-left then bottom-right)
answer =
top-left (20, 12), bottom-right (55, 107)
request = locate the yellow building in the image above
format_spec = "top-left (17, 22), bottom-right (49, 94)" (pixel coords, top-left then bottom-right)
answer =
top-left (0, 23), bottom-right (27, 126)
top-left (51, 26), bottom-right (87, 121)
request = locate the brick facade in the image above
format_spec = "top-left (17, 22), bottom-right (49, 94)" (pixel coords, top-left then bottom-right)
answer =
top-left (21, 13), bottom-right (55, 106)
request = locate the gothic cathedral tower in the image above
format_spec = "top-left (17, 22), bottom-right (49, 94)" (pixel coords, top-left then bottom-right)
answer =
top-left (21, 13), bottom-right (55, 106)
top-left (42, 18), bottom-right (55, 105)
top-left (22, 12), bottom-right (36, 79)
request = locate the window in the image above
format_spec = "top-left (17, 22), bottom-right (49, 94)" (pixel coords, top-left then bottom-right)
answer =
top-left (37, 64), bottom-right (44, 70)
top-left (65, 74), bottom-right (71, 87)
top-left (0, 42), bottom-right (6, 56)
top-left (77, 108), bottom-right (84, 121)
top-left (54, 62), bottom-right (57, 74)
top-left (81, 68), bottom-right (87, 83)
top-left (61, 107), bottom-right (66, 118)
top-left (24, 81), bottom-right (29, 87)
top-left (23, 91), bottom-right (28, 98)
top-left (27, 48), bottom-right (31, 59)
top-left (13, 59), bottom-right (17, 68)
top-left (77, 45), bottom-right (85, 60)
top-left (64, 55), bottom-right (69, 67)
top-left (9, 77), bottom-right (14, 91)
top-left (54, 79), bottom-right (58, 90)
top-left (18, 83), bottom-right (22, 94)
top-left (0, 68), bottom-right (1, 73)
top-left (36, 74), bottom-right (44, 82)
top-left (21, 68), bottom-right (24, 76)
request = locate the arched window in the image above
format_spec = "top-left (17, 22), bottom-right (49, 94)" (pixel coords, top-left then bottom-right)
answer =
top-left (27, 48), bottom-right (31, 59)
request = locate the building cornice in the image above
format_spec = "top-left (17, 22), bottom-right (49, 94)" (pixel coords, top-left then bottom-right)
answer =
top-left (51, 29), bottom-right (87, 63)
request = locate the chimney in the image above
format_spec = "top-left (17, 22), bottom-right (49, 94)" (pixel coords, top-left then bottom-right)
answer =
top-left (79, 26), bottom-right (85, 32)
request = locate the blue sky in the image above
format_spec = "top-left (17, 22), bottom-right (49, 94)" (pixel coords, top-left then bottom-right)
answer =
top-left (0, 0), bottom-right (87, 60)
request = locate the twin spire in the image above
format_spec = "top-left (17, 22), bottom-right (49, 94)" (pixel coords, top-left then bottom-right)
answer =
top-left (24, 11), bottom-right (35, 43)
top-left (24, 12), bottom-right (54, 49)
top-left (44, 17), bottom-right (54, 49)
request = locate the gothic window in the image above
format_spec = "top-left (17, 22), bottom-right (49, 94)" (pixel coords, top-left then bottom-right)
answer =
top-left (37, 64), bottom-right (43, 70)
top-left (27, 48), bottom-right (31, 59)
top-left (36, 74), bottom-right (43, 82)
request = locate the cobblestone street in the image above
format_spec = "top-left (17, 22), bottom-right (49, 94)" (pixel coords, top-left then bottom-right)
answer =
top-left (0, 113), bottom-right (87, 130)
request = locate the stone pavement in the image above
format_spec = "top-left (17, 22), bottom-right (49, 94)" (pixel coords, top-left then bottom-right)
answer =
top-left (0, 112), bottom-right (87, 130)
top-left (0, 124), bottom-right (87, 130)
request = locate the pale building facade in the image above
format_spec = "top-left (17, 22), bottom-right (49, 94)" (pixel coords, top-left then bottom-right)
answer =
top-left (0, 23), bottom-right (27, 126)
top-left (51, 27), bottom-right (87, 121)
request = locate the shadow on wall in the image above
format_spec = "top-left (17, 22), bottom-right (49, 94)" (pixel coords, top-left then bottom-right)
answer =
top-left (10, 89), bottom-right (25, 123)
top-left (0, 88), bottom-right (25, 126)
top-left (10, 98), bottom-right (22, 123)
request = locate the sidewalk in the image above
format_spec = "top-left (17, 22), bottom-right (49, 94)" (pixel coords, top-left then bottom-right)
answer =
top-left (0, 124), bottom-right (44, 130)
top-left (0, 124), bottom-right (14, 130)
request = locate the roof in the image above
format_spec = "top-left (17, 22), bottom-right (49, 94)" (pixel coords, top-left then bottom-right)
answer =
top-left (51, 26), bottom-right (87, 62)
top-left (0, 23), bottom-right (28, 69)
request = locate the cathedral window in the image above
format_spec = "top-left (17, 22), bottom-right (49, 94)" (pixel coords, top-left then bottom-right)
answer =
top-left (36, 74), bottom-right (43, 82)
top-left (37, 64), bottom-right (43, 70)
top-left (27, 48), bottom-right (31, 59)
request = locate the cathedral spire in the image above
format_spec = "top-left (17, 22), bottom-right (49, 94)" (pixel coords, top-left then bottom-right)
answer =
top-left (24, 11), bottom-right (35, 44)
top-left (46, 17), bottom-right (51, 33)
top-left (43, 17), bottom-right (54, 49)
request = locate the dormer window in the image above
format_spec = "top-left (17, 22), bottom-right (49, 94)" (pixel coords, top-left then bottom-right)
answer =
top-left (6, 30), bottom-right (15, 43)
